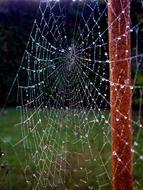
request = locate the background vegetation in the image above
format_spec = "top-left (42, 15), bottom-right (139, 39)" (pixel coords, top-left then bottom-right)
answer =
top-left (0, 0), bottom-right (39, 106)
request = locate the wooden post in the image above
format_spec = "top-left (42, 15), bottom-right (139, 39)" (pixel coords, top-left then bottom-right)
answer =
top-left (108, 1), bottom-right (132, 190)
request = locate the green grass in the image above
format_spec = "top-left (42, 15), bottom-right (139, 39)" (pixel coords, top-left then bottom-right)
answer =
top-left (0, 108), bottom-right (143, 190)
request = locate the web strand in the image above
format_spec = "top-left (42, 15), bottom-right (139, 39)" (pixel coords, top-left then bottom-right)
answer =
top-left (5, 0), bottom-right (143, 189)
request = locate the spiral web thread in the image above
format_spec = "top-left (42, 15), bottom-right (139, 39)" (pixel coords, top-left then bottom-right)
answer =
top-left (12, 0), bottom-right (143, 189)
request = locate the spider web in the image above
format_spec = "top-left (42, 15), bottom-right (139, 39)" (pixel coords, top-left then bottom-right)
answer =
top-left (5, 0), bottom-right (143, 189)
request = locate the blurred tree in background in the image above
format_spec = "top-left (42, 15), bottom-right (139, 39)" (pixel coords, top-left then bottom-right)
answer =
top-left (0, 0), bottom-right (39, 106)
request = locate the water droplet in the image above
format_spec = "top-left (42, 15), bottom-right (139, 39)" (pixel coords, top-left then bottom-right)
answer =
top-left (1, 152), bottom-right (4, 156)
top-left (134, 141), bottom-right (138, 146)
top-left (130, 86), bottom-right (133, 90)
top-left (124, 79), bottom-right (129, 85)
top-left (117, 157), bottom-right (121, 162)
top-left (139, 155), bottom-right (143, 160)
top-left (85, 134), bottom-right (88, 138)
top-left (101, 115), bottom-right (104, 119)
top-left (33, 173), bottom-right (36, 178)
top-left (85, 85), bottom-right (88, 89)
top-left (116, 118), bottom-right (119, 122)
top-left (61, 49), bottom-right (65, 53)
top-left (113, 151), bottom-right (117, 156)
top-left (105, 120), bottom-right (108, 124)
top-left (131, 148), bottom-right (135, 153)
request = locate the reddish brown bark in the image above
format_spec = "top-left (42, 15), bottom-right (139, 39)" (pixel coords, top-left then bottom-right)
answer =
top-left (108, 0), bottom-right (132, 190)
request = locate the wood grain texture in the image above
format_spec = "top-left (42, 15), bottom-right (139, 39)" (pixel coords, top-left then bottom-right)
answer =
top-left (108, 0), bottom-right (133, 190)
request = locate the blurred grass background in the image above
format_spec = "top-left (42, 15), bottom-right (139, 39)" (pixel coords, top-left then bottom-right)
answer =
top-left (0, 109), bottom-right (143, 190)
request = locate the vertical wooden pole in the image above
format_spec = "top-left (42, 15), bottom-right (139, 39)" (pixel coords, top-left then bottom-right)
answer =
top-left (108, 1), bottom-right (132, 190)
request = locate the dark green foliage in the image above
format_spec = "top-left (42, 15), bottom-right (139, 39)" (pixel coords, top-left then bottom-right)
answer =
top-left (0, 109), bottom-right (143, 189)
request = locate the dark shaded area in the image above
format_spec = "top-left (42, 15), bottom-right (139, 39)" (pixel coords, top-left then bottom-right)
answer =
top-left (0, 0), bottom-right (142, 107)
top-left (0, 0), bottom-right (39, 106)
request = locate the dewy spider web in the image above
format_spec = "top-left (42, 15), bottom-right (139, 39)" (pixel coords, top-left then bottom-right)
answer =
top-left (10, 0), bottom-right (143, 189)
